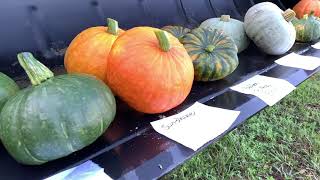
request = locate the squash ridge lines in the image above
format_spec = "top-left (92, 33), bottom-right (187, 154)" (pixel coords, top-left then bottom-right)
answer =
top-left (20, 89), bottom-right (46, 164)
top-left (54, 77), bottom-right (76, 153)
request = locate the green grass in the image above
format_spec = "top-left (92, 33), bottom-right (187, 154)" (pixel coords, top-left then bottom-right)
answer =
top-left (163, 73), bottom-right (320, 180)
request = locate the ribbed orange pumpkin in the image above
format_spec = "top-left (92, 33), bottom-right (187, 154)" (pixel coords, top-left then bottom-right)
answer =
top-left (293, 0), bottom-right (320, 18)
top-left (64, 18), bottom-right (124, 82)
top-left (106, 27), bottom-right (194, 114)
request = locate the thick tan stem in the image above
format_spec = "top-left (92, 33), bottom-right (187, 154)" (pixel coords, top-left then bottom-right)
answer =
top-left (220, 15), bottom-right (231, 22)
top-left (283, 9), bottom-right (296, 22)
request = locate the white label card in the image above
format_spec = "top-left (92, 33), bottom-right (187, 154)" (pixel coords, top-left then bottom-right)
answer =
top-left (45, 160), bottom-right (113, 180)
top-left (230, 75), bottom-right (296, 106)
top-left (275, 53), bottom-right (320, 70)
top-left (312, 42), bottom-right (320, 49)
top-left (151, 102), bottom-right (240, 151)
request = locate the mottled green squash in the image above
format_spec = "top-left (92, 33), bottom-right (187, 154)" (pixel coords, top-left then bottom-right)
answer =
top-left (200, 15), bottom-right (250, 53)
top-left (0, 73), bottom-right (19, 110)
top-left (0, 52), bottom-right (116, 165)
top-left (161, 26), bottom-right (190, 42)
top-left (244, 2), bottom-right (296, 55)
top-left (292, 13), bottom-right (320, 42)
top-left (182, 27), bottom-right (239, 81)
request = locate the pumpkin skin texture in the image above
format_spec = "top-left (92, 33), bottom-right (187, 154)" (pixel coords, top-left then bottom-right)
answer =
top-left (64, 18), bottom-right (124, 82)
top-left (182, 27), bottom-right (239, 81)
top-left (161, 26), bottom-right (191, 42)
top-left (244, 2), bottom-right (296, 55)
top-left (0, 73), bottom-right (19, 110)
top-left (200, 15), bottom-right (250, 53)
top-left (107, 27), bottom-right (194, 114)
top-left (293, 0), bottom-right (320, 18)
top-left (292, 14), bottom-right (320, 42)
top-left (0, 53), bottom-right (116, 165)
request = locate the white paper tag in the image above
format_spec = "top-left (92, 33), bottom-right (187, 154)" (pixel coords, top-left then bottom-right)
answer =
top-left (151, 102), bottom-right (240, 151)
top-left (230, 75), bottom-right (296, 106)
top-left (275, 53), bottom-right (320, 70)
top-left (45, 160), bottom-right (113, 180)
top-left (312, 42), bottom-right (320, 49)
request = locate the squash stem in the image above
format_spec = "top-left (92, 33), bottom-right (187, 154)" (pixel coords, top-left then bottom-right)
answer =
top-left (155, 30), bottom-right (171, 52)
top-left (283, 9), bottom-right (296, 22)
top-left (220, 15), bottom-right (231, 22)
top-left (107, 18), bottom-right (119, 35)
top-left (205, 45), bottom-right (215, 53)
top-left (310, 11), bottom-right (315, 16)
top-left (17, 52), bottom-right (54, 86)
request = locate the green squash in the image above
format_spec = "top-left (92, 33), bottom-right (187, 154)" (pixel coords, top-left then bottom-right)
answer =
top-left (200, 15), bottom-right (250, 53)
top-left (182, 27), bottom-right (239, 81)
top-left (161, 25), bottom-right (191, 42)
top-left (0, 52), bottom-right (116, 165)
top-left (0, 73), bottom-right (19, 110)
top-left (292, 13), bottom-right (320, 42)
top-left (244, 2), bottom-right (296, 55)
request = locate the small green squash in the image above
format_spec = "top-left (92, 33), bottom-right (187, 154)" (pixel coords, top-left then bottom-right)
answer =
top-left (0, 73), bottom-right (19, 110)
top-left (200, 15), bottom-right (250, 53)
top-left (292, 13), bottom-right (320, 42)
top-left (161, 25), bottom-right (191, 42)
top-left (182, 27), bottom-right (239, 81)
top-left (0, 52), bottom-right (116, 165)
top-left (244, 2), bottom-right (296, 55)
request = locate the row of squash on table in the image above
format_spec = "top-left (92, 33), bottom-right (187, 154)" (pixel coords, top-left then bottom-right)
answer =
top-left (0, 2), bottom-right (318, 166)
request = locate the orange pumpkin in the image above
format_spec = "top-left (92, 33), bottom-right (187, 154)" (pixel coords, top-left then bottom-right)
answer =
top-left (293, 0), bottom-right (320, 18)
top-left (64, 18), bottom-right (124, 82)
top-left (106, 27), bottom-right (194, 114)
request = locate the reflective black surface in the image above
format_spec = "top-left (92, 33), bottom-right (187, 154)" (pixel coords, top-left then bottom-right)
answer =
top-left (0, 0), bottom-right (296, 76)
top-left (3, 0), bottom-right (319, 180)
top-left (1, 43), bottom-right (318, 180)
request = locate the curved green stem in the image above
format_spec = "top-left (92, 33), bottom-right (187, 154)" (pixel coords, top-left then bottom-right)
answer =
top-left (107, 18), bottom-right (119, 35)
top-left (17, 52), bottom-right (54, 86)
top-left (205, 45), bottom-right (215, 53)
top-left (155, 30), bottom-right (171, 52)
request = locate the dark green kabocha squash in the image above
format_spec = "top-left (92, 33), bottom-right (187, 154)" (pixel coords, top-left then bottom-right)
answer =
top-left (0, 73), bottom-right (19, 110)
top-left (161, 25), bottom-right (191, 42)
top-left (292, 13), bottom-right (320, 42)
top-left (0, 52), bottom-right (116, 165)
top-left (182, 27), bottom-right (239, 81)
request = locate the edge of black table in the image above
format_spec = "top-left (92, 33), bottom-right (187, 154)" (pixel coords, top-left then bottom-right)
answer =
top-left (2, 0), bottom-right (317, 179)
top-left (0, 42), bottom-right (318, 180)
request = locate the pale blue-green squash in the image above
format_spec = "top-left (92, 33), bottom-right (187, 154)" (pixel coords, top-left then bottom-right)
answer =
top-left (244, 2), bottom-right (296, 55)
top-left (200, 15), bottom-right (250, 53)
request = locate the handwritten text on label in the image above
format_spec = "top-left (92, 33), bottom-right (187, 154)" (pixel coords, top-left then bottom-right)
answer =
top-left (161, 111), bottom-right (196, 130)
top-left (151, 102), bottom-right (240, 151)
top-left (230, 75), bottom-right (296, 106)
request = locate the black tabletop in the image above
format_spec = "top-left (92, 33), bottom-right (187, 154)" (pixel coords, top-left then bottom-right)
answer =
top-left (0, 41), bottom-right (319, 180)
top-left (0, 0), bottom-right (311, 179)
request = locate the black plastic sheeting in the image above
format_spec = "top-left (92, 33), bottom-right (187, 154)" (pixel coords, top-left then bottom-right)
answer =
top-left (1, 0), bottom-right (295, 76)
top-left (3, 1), bottom-right (318, 180)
